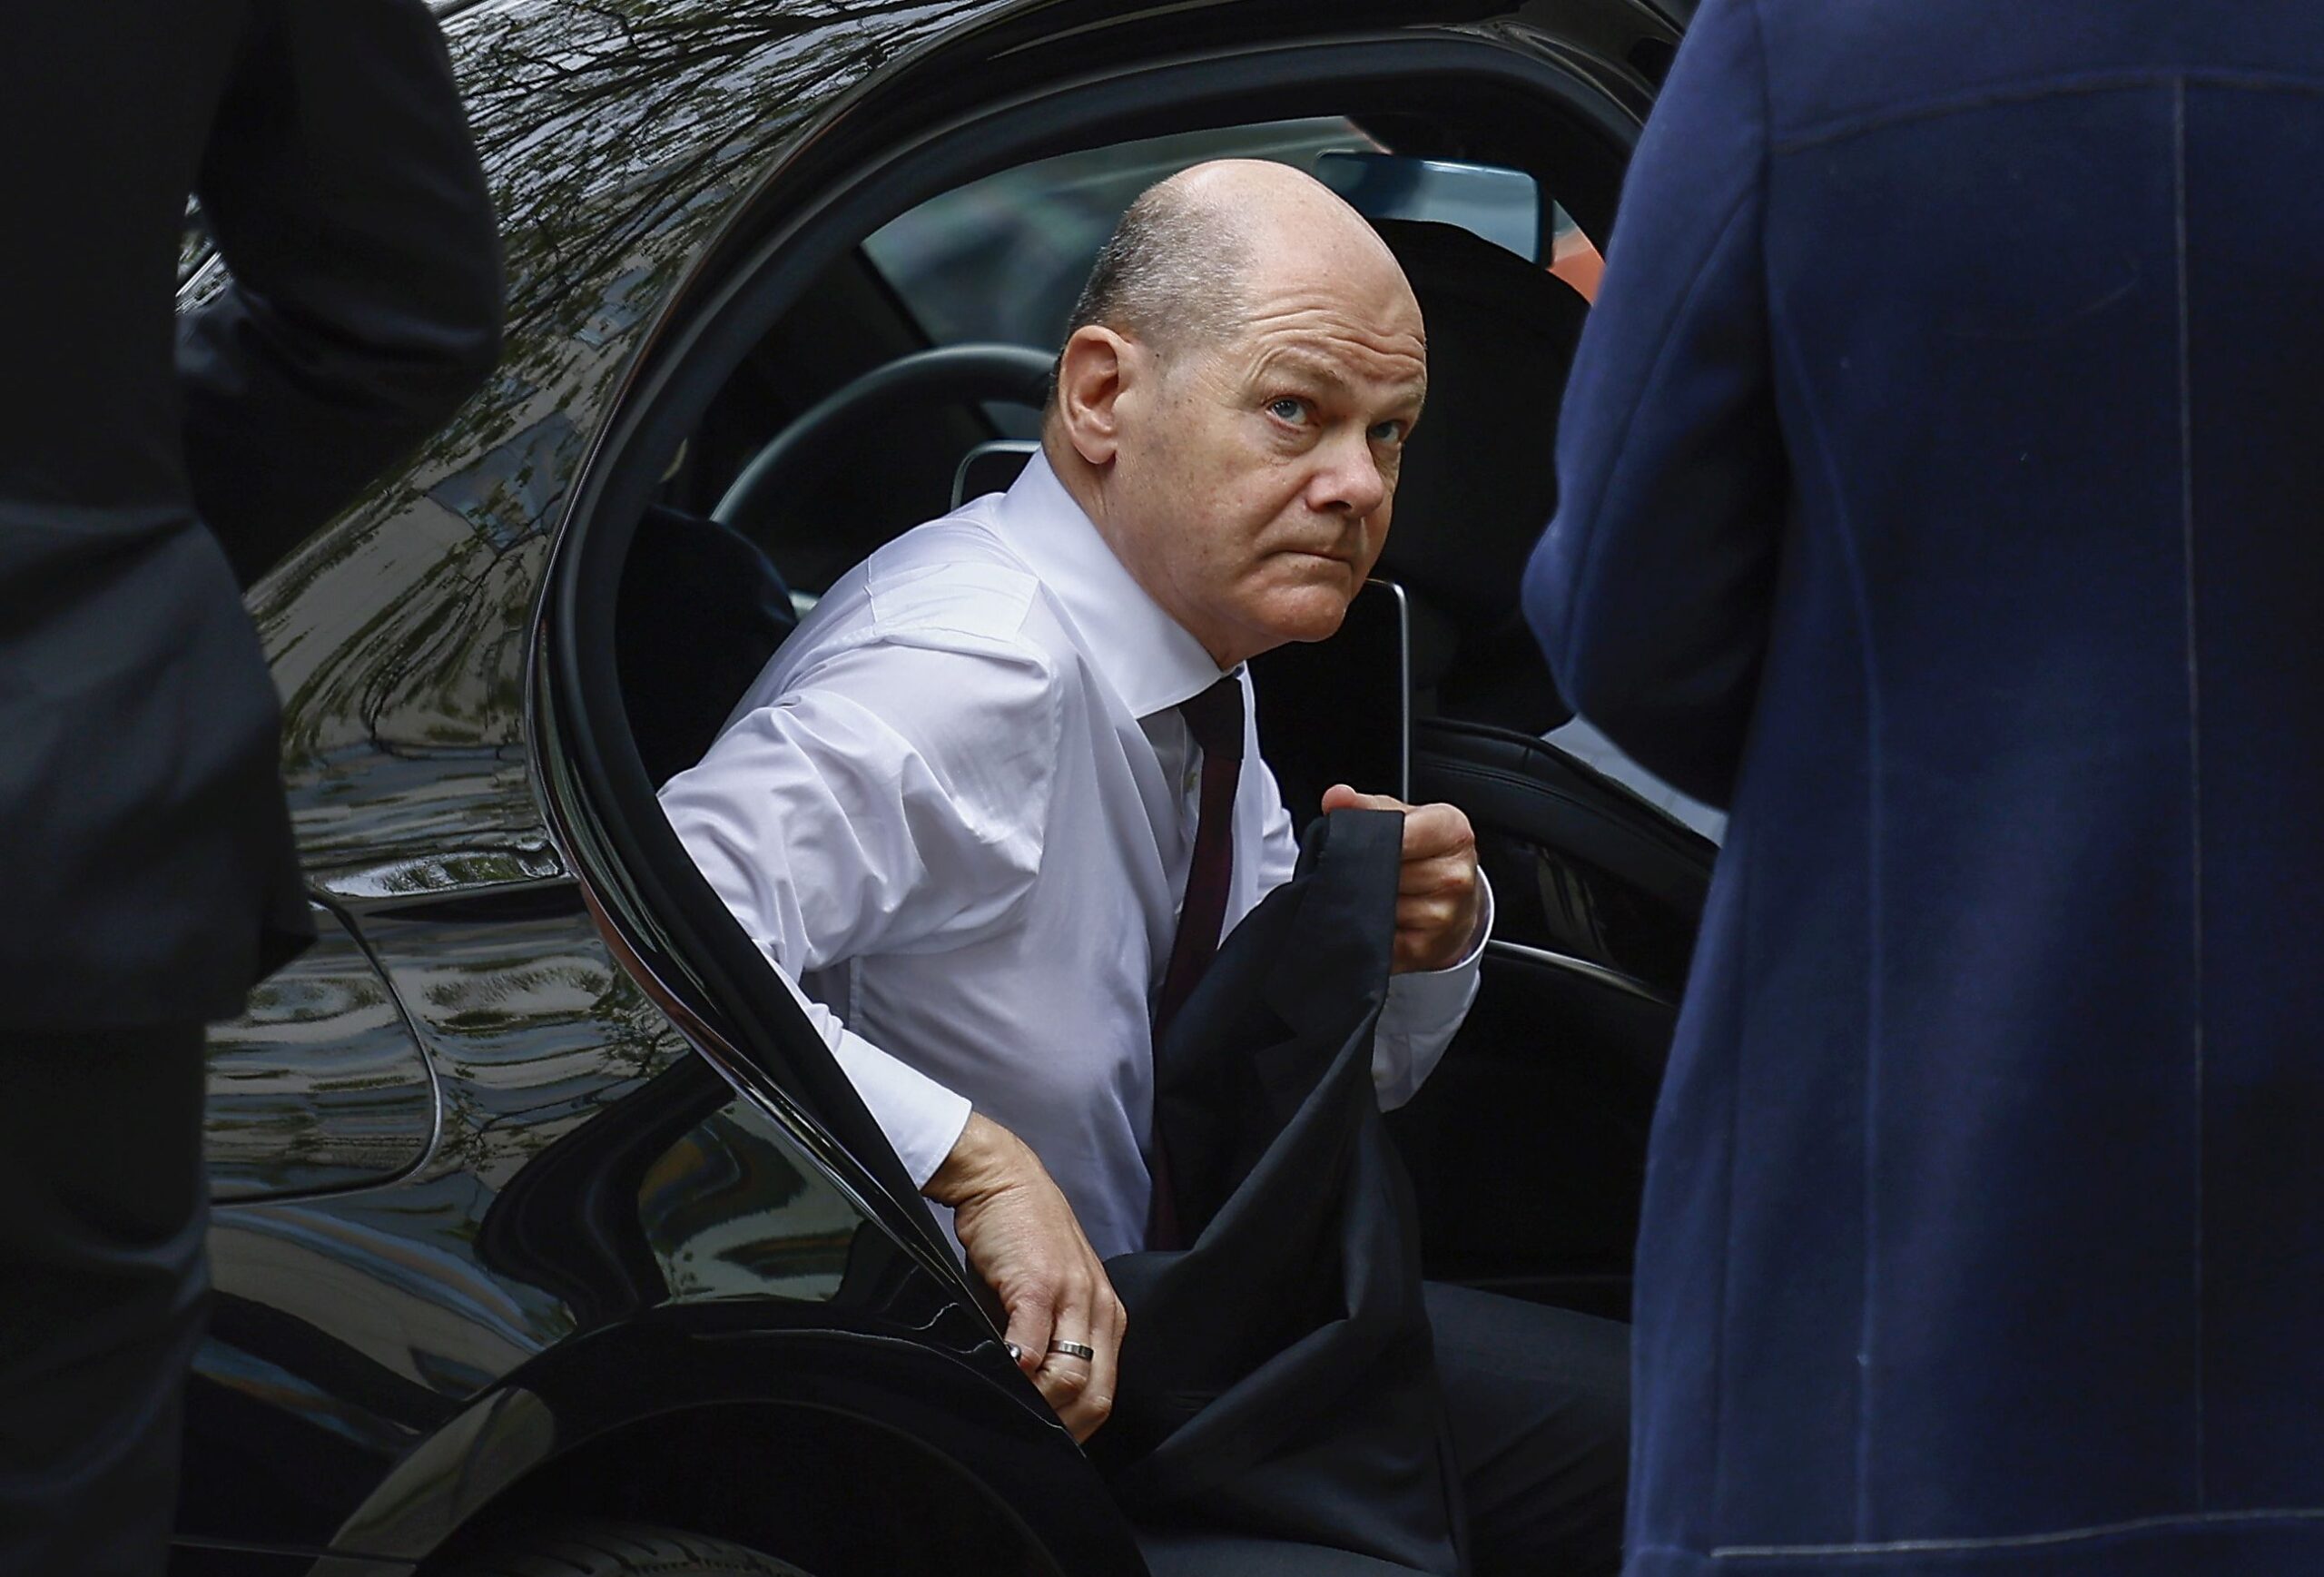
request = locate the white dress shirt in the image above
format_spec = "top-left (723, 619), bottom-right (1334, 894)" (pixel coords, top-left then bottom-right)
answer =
top-left (659, 452), bottom-right (1488, 1258)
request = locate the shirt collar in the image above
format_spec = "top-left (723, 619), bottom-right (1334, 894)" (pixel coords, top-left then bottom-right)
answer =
top-left (989, 448), bottom-right (1234, 719)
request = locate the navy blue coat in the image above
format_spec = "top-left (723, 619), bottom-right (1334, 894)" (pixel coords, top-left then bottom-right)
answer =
top-left (1523, 4), bottom-right (2324, 1573)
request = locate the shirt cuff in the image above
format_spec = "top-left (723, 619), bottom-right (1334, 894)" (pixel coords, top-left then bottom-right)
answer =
top-left (1373, 872), bottom-right (1493, 1108)
top-left (1393, 867), bottom-right (1493, 998)
top-left (830, 1026), bottom-right (974, 1188)
top-left (769, 964), bottom-right (973, 1189)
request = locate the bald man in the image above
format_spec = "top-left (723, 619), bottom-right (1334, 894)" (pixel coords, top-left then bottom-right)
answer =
top-left (662, 161), bottom-right (1627, 1573)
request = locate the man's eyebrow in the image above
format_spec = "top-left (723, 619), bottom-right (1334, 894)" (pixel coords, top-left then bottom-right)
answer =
top-left (1255, 347), bottom-right (1427, 405)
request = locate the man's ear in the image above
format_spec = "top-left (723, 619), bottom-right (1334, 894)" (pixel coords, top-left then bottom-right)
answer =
top-left (1054, 325), bottom-right (1135, 467)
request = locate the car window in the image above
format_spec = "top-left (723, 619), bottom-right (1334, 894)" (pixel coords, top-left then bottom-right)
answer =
top-left (1547, 202), bottom-right (1604, 301)
top-left (865, 118), bottom-right (1600, 374)
top-left (862, 118), bottom-right (1383, 435)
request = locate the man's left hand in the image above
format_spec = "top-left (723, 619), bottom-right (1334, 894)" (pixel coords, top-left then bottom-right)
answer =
top-left (1319, 785), bottom-right (1483, 973)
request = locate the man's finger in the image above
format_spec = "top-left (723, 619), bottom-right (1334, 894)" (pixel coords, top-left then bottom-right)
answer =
top-left (1080, 1293), bottom-right (1123, 1440)
top-left (1002, 1288), bottom-right (1056, 1377)
top-left (1399, 802), bottom-right (1475, 862)
top-left (1399, 851), bottom-right (1476, 896)
top-left (1397, 891), bottom-right (1466, 930)
top-left (1037, 1346), bottom-right (1095, 1432)
top-left (1393, 920), bottom-right (1466, 973)
top-left (1038, 1277), bottom-right (1104, 1438)
top-left (1320, 783), bottom-right (1407, 816)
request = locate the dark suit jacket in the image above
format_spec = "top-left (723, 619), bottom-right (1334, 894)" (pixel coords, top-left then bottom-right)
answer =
top-left (1, 0), bottom-right (501, 1029)
top-left (1102, 809), bottom-right (1456, 1575)
top-left (1525, 4), bottom-right (2324, 1571)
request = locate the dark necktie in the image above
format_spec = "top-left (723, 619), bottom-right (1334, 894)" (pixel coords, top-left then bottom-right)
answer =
top-left (1147, 673), bottom-right (1246, 1248)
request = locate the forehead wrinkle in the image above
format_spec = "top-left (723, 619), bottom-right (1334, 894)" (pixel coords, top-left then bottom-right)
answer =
top-left (1241, 301), bottom-right (1423, 360)
top-left (1243, 291), bottom-right (1423, 340)
top-left (1246, 332), bottom-right (1427, 406)
top-left (1250, 350), bottom-right (1428, 410)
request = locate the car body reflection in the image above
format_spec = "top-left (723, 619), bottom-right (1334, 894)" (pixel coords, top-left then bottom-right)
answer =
top-left (172, 0), bottom-right (1687, 1568)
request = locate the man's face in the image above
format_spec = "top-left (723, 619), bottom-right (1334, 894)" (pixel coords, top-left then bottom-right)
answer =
top-left (1103, 262), bottom-right (1426, 667)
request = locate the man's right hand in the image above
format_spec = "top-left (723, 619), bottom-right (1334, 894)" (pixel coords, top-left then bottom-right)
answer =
top-left (924, 1112), bottom-right (1127, 1443)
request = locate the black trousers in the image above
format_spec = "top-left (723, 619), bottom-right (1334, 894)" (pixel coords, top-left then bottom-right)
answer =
top-left (1139, 1284), bottom-right (1630, 1577)
top-left (0, 1027), bottom-right (209, 1577)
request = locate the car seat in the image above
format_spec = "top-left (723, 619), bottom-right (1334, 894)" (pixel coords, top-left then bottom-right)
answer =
top-left (615, 503), bottom-right (798, 788)
top-left (614, 216), bottom-right (1593, 791)
top-left (1369, 216), bottom-right (1590, 734)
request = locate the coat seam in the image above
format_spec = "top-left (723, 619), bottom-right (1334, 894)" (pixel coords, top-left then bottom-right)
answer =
top-left (2171, 71), bottom-right (2208, 1512)
top-left (1703, 1503), bottom-right (2324, 1560)
top-left (1777, 78), bottom-right (1891, 1521)
top-left (1770, 66), bottom-right (2324, 155)
top-left (1709, 0), bottom-right (1774, 1550)
top-left (1767, 233), bottom-right (1884, 1553)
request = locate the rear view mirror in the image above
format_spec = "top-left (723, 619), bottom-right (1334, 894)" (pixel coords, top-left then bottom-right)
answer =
top-left (1315, 150), bottom-right (1541, 262)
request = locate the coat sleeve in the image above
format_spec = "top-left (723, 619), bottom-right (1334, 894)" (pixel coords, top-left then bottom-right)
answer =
top-left (1521, 0), bottom-right (1786, 810)
top-left (181, 0), bottom-right (505, 586)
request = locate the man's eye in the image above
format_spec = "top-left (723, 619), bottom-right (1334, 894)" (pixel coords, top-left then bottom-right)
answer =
top-left (1369, 420), bottom-right (1406, 445)
top-left (1266, 398), bottom-right (1308, 425)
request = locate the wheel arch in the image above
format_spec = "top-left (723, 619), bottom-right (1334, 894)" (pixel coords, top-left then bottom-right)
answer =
top-left (328, 1316), bottom-right (1146, 1576)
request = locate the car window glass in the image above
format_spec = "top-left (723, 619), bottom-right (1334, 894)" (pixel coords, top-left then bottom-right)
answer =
top-left (1313, 149), bottom-right (1541, 259)
top-left (862, 118), bottom-right (1381, 436)
top-left (864, 119), bottom-right (1600, 369)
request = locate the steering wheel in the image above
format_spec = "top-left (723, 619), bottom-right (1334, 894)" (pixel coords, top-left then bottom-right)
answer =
top-left (713, 342), bottom-right (1056, 542)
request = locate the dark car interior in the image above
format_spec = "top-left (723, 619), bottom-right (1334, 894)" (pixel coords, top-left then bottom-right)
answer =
top-left (604, 105), bottom-right (1715, 1324)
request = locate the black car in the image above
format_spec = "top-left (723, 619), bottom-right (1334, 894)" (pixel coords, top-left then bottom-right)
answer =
top-left (176, 0), bottom-right (1707, 1572)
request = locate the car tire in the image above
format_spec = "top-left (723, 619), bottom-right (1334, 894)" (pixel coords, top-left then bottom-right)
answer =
top-left (437, 1520), bottom-right (816, 1576)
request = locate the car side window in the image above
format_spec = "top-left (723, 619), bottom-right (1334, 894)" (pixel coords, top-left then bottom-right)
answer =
top-left (861, 118), bottom-right (1380, 435)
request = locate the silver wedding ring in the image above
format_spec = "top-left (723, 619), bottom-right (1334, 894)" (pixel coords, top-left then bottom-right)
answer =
top-left (1048, 1339), bottom-right (1097, 1362)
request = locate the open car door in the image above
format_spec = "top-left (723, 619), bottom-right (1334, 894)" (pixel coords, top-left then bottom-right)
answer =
top-left (547, 0), bottom-right (1697, 1320)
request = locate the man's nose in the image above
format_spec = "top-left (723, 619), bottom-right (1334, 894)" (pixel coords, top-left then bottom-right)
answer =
top-left (1308, 429), bottom-right (1388, 519)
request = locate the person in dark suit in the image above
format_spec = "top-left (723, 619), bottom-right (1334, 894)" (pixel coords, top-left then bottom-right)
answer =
top-left (0, 3), bottom-right (500, 1571)
top-left (1524, 4), bottom-right (2324, 1573)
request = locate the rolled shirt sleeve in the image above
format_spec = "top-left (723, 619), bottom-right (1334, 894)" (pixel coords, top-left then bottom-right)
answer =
top-left (659, 637), bottom-right (1060, 1188)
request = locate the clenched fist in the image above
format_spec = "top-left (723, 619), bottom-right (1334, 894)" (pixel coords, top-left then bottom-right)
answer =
top-left (1317, 785), bottom-right (1484, 973)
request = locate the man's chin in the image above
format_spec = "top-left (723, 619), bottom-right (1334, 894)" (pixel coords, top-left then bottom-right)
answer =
top-left (1255, 586), bottom-right (1356, 647)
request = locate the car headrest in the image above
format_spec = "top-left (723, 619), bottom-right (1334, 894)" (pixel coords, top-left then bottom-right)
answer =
top-left (1371, 218), bottom-right (1590, 733)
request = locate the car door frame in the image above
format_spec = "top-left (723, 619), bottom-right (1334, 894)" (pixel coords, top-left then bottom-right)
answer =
top-left (537, 7), bottom-right (1677, 1279)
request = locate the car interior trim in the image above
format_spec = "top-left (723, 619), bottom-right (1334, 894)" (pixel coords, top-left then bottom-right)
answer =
top-left (1486, 938), bottom-right (1674, 1006)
